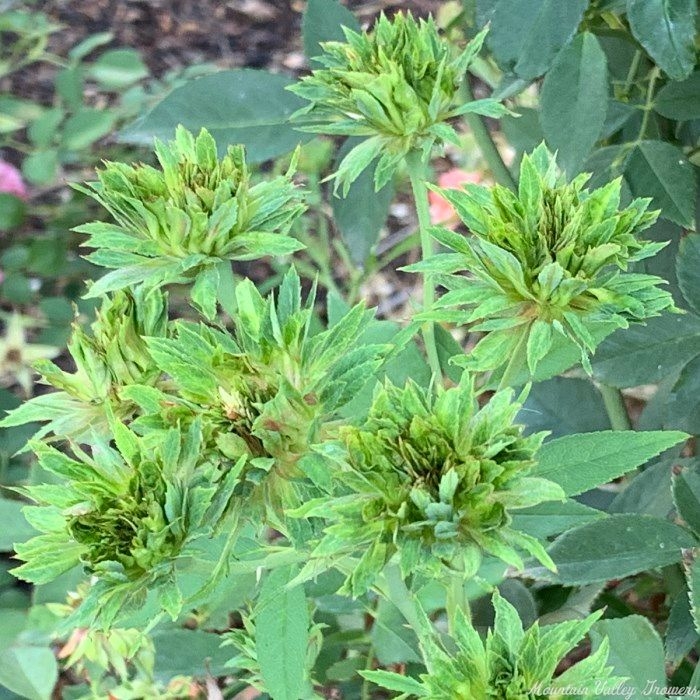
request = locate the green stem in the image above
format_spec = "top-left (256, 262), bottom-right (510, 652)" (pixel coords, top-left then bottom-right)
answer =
top-left (360, 642), bottom-right (376, 700)
top-left (332, 236), bottom-right (364, 302)
top-left (497, 329), bottom-right (529, 391)
top-left (462, 79), bottom-right (517, 192)
top-left (227, 546), bottom-right (309, 575)
top-left (636, 66), bottom-right (660, 143)
top-left (445, 573), bottom-right (470, 635)
top-left (346, 272), bottom-right (365, 306)
top-left (622, 50), bottom-right (642, 98)
top-left (382, 564), bottom-right (431, 637)
top-left (360, 594), bottom-right (380, 700)
top-left (599, 384), bottom-right (632, 431)
top-left (406, 150), bottom-right (442, 383)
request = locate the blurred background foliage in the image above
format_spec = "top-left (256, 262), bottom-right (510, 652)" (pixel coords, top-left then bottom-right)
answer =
top-left (0, 0), bottom-right (697, 697)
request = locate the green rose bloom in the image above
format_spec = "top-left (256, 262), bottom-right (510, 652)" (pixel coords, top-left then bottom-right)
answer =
top-left (75, 126), bottom-right (306, 308)
top-left (363, 590), bottom-right (622, 700)
top-left (410, 143), bottom-right (676, 378)
top-left (142, 268), bottom-right (389, 513)
top-left (13, 418), bottom-right (238, 626)
top-left (290, 13), bottom-right (507, 193)
top-left (293, 375), bottom-right (564, 595)
top-left (0, 287), bottom-right (167, 441)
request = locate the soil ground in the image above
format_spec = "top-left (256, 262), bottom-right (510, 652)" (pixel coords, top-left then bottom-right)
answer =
top-left (36, 0), bottom-right (444, 76)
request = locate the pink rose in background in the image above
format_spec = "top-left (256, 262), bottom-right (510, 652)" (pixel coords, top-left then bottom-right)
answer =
top-left (0, 160), bottom-right (28, 200)
top-left (429, 168), bottom-right (482, 227)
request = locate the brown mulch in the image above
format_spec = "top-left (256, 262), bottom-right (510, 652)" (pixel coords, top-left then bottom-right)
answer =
top-left (36, 0), bottom-right (445, 76)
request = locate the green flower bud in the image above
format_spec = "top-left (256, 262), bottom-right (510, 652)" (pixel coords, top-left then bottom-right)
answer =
top-left (411, 143), bottom-right (677, 376)
top-left (13, 419), bottom-right (235, 625)
top-left (57, 625), bottom-right (152, 682)
top-left (289, 14), bottom-right (506, 193)
top-left (294, 375), bottom-right (564, 595)
top-left (92, 286), bottom-right (167, 387)
top-left (0, 287), bottom-right (168, 441)
top-left (143, 268), bottom-right (388, 514)
top-left (54, 593), bottom-right (196, 696)
top-left (364, 590), bottom-right (622, 699)
top-left (56, 286), bottom-right (166, 403)
top-left (66, 461), bottom-right (173, 577)
top-left (75, 126), bottom-right (306, 298)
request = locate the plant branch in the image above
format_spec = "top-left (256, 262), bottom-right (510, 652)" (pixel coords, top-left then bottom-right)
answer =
top-left (599, 384), bottom-right (632, 431)
top-left (445, 573), bottom-right (470, 635)
top-left (360, 641), bottom-right (376, 700)
top-left (382, 563), bottom-right (432, 637)
top-left (622, 50), bottom-right (642, 98)
top-left (635, 66), bottom-right (660, 143)
top-left (406, 149), bottom-right (442, 382)
top-left (462, 79), bottom-right (517, 191)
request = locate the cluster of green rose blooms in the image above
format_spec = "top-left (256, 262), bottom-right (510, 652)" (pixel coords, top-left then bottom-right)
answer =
top-left (2, 12), bottom-right (678, 699)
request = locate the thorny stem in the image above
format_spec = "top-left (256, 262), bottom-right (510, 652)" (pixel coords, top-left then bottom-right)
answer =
top-left (462, 79), bottom-right (517, 192)
top-left (599, 383), bottom-right (632, 431)
top-left (406, 149), bottom-right (442, 383)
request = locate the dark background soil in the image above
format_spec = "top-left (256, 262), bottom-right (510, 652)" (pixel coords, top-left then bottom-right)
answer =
top-left (36, 0), bottom-right (444, 75)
